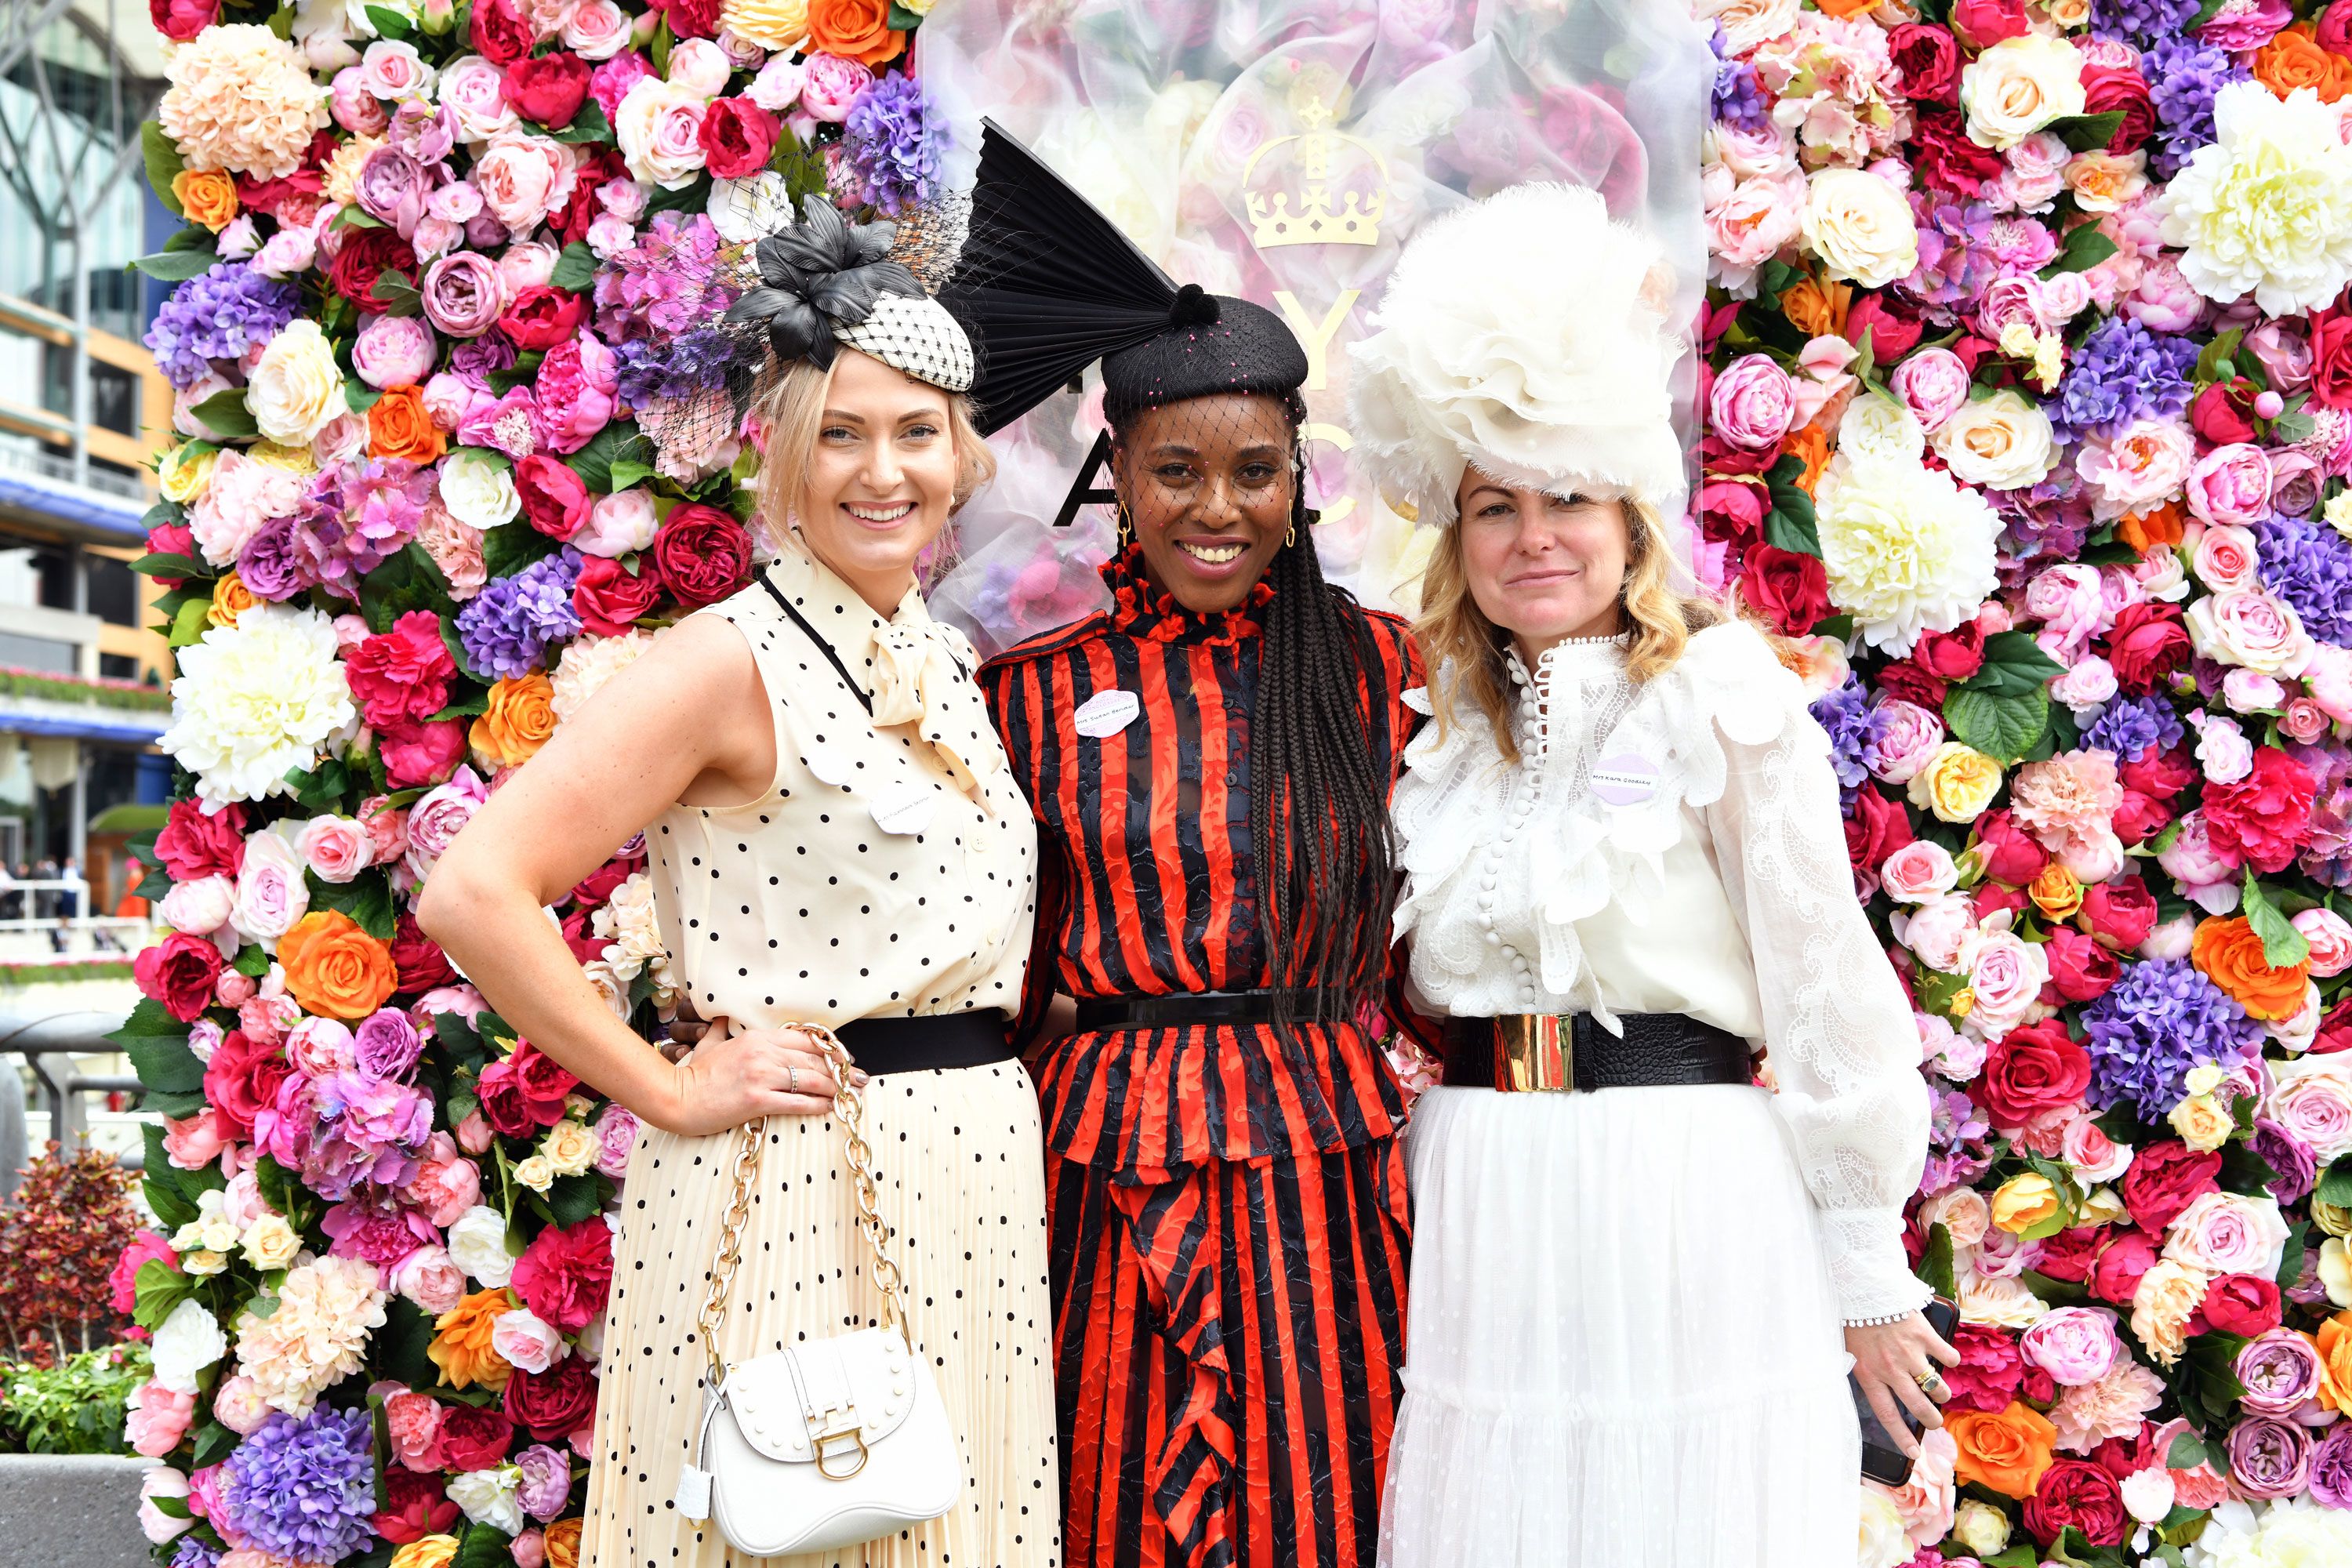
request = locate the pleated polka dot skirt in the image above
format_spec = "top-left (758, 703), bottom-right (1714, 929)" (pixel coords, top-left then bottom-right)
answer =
top-left (583, 1062), bottom-right (1062, 1567)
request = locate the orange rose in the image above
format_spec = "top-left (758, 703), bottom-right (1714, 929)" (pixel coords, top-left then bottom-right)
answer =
top-left (1785, 424), bottom-right (1831, 496)
top-left (1946, 1400), bottom-right (2059, 1498)
top-left (368, 386), bottom-right (446, 464)
top-left (209, 572), bottom-right (259, 628)
top-left (2117, 500), bottom-right (2185, 557)
top-left (2318, 1311), bottom-right (2352, 1414)
top-left (2254, 27), bottom-right (2352, 103)
top-left (1778, 273), bottom-right (1852, 339)
top-left (470, 673), bottom-right (557, 769)
top-left (172, 169), bottom-right (240, 231)
top-left (543, 1518), bottom-right (583, 1568)
top-left (805, 0), bottom-right (902, 65)
top-left (2191, 916), bottom-right (2310, 1021)
top-left (2029, 862), bottom-right (2083, 922)
top-left (429, 1287), bottom-right (514, 1392)
top-left (278, 909), bottom-right (399, 1019)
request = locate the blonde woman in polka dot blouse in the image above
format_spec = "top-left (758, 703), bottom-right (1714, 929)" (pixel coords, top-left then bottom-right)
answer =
top-left (423, 314), bottom-right (1064, 1563)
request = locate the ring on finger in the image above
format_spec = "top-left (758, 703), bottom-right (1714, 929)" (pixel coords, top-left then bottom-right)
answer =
top-left (786, 1062), bottom-right (798, 1096)
top-left (1914, 1370), bottom-right (1948, 1399)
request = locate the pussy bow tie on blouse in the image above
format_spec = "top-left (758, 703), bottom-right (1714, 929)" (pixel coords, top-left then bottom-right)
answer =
top-left (869, 619), bottom-right (995, 793)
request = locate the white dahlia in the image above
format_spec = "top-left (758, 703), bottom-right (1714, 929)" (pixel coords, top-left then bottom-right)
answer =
top-left (162, 604), bottom-right (358, 813)
top-left (2156, 82), bottom-right (2352, 315)
top-left (1813, 455), bottom-right (2002, 655)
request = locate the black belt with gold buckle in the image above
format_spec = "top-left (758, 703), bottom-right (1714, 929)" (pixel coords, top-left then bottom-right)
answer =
top-left (1439, 1012), bottom-right (1754, 1094)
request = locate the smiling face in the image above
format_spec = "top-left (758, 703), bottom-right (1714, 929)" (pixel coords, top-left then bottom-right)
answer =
top-left (1112, 393), bottom-right (1295, 615)
top-left (1455, 476), bottom-right (1632, 654)
top-left (790, 349), bottom-right (962, 614)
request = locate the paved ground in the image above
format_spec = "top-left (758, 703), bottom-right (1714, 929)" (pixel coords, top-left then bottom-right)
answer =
top-left (0, 1455), bottom-right (158, 1567)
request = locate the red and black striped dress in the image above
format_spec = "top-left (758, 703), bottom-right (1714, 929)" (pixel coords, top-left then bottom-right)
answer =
top-left (981, 546), bottom-right (1424, 1568)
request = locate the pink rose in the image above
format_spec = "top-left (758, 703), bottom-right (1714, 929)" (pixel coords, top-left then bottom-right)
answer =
top-left (355, 146), bottom-right (432, 237)
top-left (295, 815), bottom-right (372, 884)
top-left (358, 39), bottom-right (433, 101)
top-left (420, 252), bottom-right (508, 339)
top-left (405, 766), bottom-right (490, 880)
top-left (2186, 589), bottom-right (2313, 677)
top-left (139, 1467), bottom-right (192, 1544)
top-left (1708, 354), bottom-right (1797, 451)
top-left (401, 1132), bottom-right (484, 1226)
top-left (747, 53), bottom-right (806, 111)
top-left (2281, 695), bottom-right (2332, 742)
top-left (1962, 927), bottom-right (2049, 1040)
top-left (1881, 840), bottom-right (1960, 902)
top-left (161, 1108), bottom-right (226, 1171)
top-left (2302, 642), bottom-right (2352, 724)
top-left (351, 313), bottom-right (439, 391)
top-left (331, 67), bottom-right (390, 136)
top-left (2158, 810), bottom-right (2241, 896)
top-left (474, 130), bottom-right (578, 235)
top-left (2186, 443), bottom-right (2274, 528)
top-left (384, 1388), bottom-right (446, 1472)
top-left (2061, 1116), bottom-right (2132, 1184)
top-left (2270, 449), bottom-right (2323, 518)
top-left (798, 53), bottom-right (874, 121)
top-left (2020, 1305), bottom-right (2122, 1389)
top-left (2192, 523), bottom-right (2262, 592)
top-left (2265, 1064), bottom-right (2352, 1163)
top-left (125, 1379), bottom-right (197, 1457)
top-left (576, 486), bottom-right (659, 557)
top-left (2075, 418), bottom-right (2194, 521)
top-left (491, 1306), bottom-right (568, 1374)
top-left (1704, 166), bottom-right (1806, 277)
top-left (2294, 909), bottom-right (2352, 978)
top-left (1890, 347), bottom-right (1973, 431)
top-left (1896, 894), bottom-right (1976, 973)
top-left (392, 1245), bottom-right (469, 1313)
top-left (2027, 564), bottom-right (2109, 659)
top-left (532, 332), bottom-right (618, 454)
top-left (2164, 1190), bottom-right (2288, 1277)
top-left (160, 873), bottom-right (234, 938)
top-left (212, 1373), bottom-right (270, 1436)
top-left (563, 0), bottom-right (633, 58)
top-left (499, 238), bottom-right (561, 295)
top-left (2223, 668), bottom-right (2287, 713)
top-left (2125, 256), bottom-right (2204, 333)
top-left (1864, 698), bottom-right (1944, 784)
top-left (2051, 655), bottom-right (2120, 713)
top-left (593, 1102), bottom-right (639, 1178)
top-left (285, 1016), bottom-right (356, 1077)
top-left (439, 53), bottom-right (517, 140)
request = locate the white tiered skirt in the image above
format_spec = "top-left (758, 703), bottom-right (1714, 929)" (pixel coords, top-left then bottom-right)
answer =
top-left (1377, 1083), bottom-right (1861, 1568)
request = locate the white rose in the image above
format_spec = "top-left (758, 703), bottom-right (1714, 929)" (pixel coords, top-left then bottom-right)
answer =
top-left (1929, 390), bottom-right (2058, 491)
top-left (1857, 1488), bottom-right (1911, 1568)
top-left (490, 1306), bottom-right (568, 1374)
top-left (150, 1298), bottom-right (229, 1394)
top-left (1699, 0), bottom-right (1799, 54)
top-left (2322, 1236), bottom-right (2352, 1308)
top-left (513, 1153), bottom-right (556, 1192)
top-left (1835, 393), bottom-right (1924, 463)
top-left (161, 874), bottom-right (235, 938)
top-left (615, 76), bottom-right (710, 190)
top-left (247, 320), bottom-right (346, 447)
top-left (1801, 168), bottom-right (1919, 289)
top-left (437, 53), bottom-right (517, 142)
top-left (1951, 1500), bottom-right (2011, 1556)
top-left (438, 448), bottom-right (521, 530)
top-left (232, 828), bottom-right (312, 947)
top-left (1961, 34), bottom-right (2088, 151)
top-left (541, 1118), bottom-right (601, 1177)
top-left (241, 1214), bottom-right (302, 1270)
top-left (447, 1203), bottom-right (517, 1288)
top-left (563, 0), bottom-right (636, 59)
top-left (447, 1465), bottom-right (526, 1536)
top-left (666, 37), bottom-right (732, 98)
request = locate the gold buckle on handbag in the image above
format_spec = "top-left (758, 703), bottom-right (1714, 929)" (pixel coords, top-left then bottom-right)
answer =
top-left (810, 1406), bottom-right (870, 1480)
top-left (1496, 1013), bottom-right (1577, 1093)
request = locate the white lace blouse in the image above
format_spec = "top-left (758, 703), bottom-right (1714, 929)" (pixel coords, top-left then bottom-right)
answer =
top-left (1392, 621), bottom-right (1933, 1326)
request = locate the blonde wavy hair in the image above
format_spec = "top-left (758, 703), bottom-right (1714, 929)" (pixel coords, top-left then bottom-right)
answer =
top-left (747, 353), bottom-right (996, 561)
top-left (1415, 493), bottom-right (1725, 764)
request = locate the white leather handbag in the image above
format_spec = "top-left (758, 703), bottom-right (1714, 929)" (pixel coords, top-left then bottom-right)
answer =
top-left (673, 1023), bottom-right (962, 1555)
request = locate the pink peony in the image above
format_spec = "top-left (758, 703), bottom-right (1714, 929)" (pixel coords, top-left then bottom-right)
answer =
top-left (125, 1378), bottom-right (198, 1457)
top-left (1889, 347), bottom-right (1973, 430)
top-left (2006, 750), bottom-right (2123, 861)
top-left (2019, 1306), bottom-right (2122, 1388)
top-left (2185, 443), bottom-right (2274, 528)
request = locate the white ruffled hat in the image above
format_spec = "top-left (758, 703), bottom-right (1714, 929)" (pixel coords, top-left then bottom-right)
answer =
top-left (1346, 183), bottom-right (1688, 527)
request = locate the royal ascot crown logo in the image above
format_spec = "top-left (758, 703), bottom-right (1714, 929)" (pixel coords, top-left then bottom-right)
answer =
top-left (1242, 87), bottom-right (1390, 250)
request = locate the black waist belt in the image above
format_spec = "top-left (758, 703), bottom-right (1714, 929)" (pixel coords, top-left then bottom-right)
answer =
top-left (1073, 988), bottom-right (1345, 1033)
top-left (837, 1012), bottom-right (1016, 1075)
top-left (1440, 1011), bottom-right (1753, 1094)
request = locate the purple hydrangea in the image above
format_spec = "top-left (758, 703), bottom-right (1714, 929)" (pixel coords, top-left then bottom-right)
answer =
top-left (2258, 516), bottom-right (2352, 648)
top-left (1709, 23), bottom-right (1770, 134)
top-left (843, 72), bottom-right (950, 216)
top-left (170, 1540), bottom-right (223, 1568)
top-left (2092, 0), bottom-right (2202, 44)
top-left (2147, 37), bottom-right (2246, 181)
top-left (144, 263), bottom-right (303, 390)
top-left (2080, 957), bottom-right (2265, 1116)
top-left (595, 211), bottom-right (728, 343)
top-left (2055, 318), bottom-right (2202, 437)
top-left (1809, 680), bottom-right (1883, 789)
top-left (1995, 476), bottom-right (2095, 572)
top-left (457, 546), bottom-right (583, 678)
top-left (2082, 692), bottom-right (2184, 764)
top-left (613, 328), bottom-right (739, 407)
top-left (1902, 198), bottom-right (2008, 310)
top-left (216, 1405), bottom-right (378, 1564)
top-left (295, 460), bottom-right (433, 601)
top-left (2288, 736), bottom-right (2352, 889)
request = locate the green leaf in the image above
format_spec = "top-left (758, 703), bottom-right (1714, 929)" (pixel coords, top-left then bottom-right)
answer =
top-left (2046, 111), bottom-right (2126, 154)
top-left (365, 4), bottom-right (414, 39)
top-left (608, 457), bottom-right (656, 492)
top-left (2021, 1268), bottom-right (2089, 1307)
top-left (648, 13), bottom-right (673, 75)
top-left (2278, 1220), bottom-right (2308, 1290)
top-left (482, 521), bottom-right (562, 580)
top-left (123, 1033), bottom-right (206, 1098)
top-left (2242, 872), bottom-right (2311, 970)
top-left (192, 1419), bottom-right (238, 1468)
top-left (544, 1171), bottom-right (611, 1227)
top-left (111, 996), bottom-right (191, 1040)
top-left (550, 240), bottom-right (599, 292)
top-left (377, 1297), bottom-right (442, 1391)
top-left (130, 244), bottom-right (220, 282)
top-left (565, 419), bottom-right (647, 492)
top-left (346, 381), bottom-right (384, 413)
top-left (131, 1258), bottom-right (195, 1331)
top-left (2318, 1156), bottom-right (2352, 1207)
top-left (455, 1523), bottom-right (515, 1568)
top-left (1961, 630), bottom-right (2067, 700)
top-left (310, 870), bottom-right (397, 942)
top-left (2166, 1432), bottom-right (2208, 1472)
top-left (2195, 328), bottom-right (2246, 389)
top-left (550, 100), bottom-right (613, 145)
top-left (1945, 685), bottom-right (2049, 764)
top-left (132, 551), bottom-right (209, 580)
top-left (189, 388), bottom-right (260, 441)
top-left (369, 269), bottom-right (423, 316)
top-left (2039, 222), bottom-right (2119, 279)
top-left (1921, 1221), bottom-right (1955, 1300)
top-left (885, 0), bottom-right (924, 27)
top-left (167, 594), bottom-right (214, 648)
top-left (141, 121), bottom-right (186, 216)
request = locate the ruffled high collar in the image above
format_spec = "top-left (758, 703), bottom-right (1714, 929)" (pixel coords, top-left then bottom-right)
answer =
top-left (1102, 543), bottom-right (1275, 648)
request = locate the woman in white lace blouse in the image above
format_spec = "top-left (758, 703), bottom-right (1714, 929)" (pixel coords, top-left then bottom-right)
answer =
top-left (1352, 187), bottom-right (1956, 1566)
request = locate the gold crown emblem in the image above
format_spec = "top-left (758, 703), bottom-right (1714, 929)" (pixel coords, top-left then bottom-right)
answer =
top-left (1243, 91), bottom-right (1389, 250)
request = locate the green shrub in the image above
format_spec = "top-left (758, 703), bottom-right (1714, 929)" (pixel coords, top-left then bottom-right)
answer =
top-left (0, 1344), bottom-right (147, 1455)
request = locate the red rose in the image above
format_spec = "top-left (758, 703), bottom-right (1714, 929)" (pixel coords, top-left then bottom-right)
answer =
top-left (135, 931), bottom-right (224, 1024)
top-left (346, 610), bottom-right (456, 728)
top-left (515, 454), bottom-right (592, 542)
top-left (477, 1040), bottom-right (581, 1137)
top-left (202, 1030), bottom-right (291, 1142)
top-left (2078, 876), bottom-right (2158, 951)
top-left (2103, 602), bottom-right (2190, 695)
top-left (2190, 378), bottom-right (2261, 445)
top-left (2029, 1225), bottom-right (2106, 1284)
top-left (1951, 0), bottom-right (2031, 45)
top-left (1973, 1020), bottom-right (2094, 1129)
top-left (652, 0), bottom-right (721, 38)
top-left (235, 164), bottom-right (327, 224)
top-left (1974, 882), bottom-right (2031, 924)
top-left (2024, 1457), bottom-right (2128, 1548)
top-left (155, 798), bottom-right (246, 881)
top-left (2079, 65), bottom-right (2155, 153)
top-left (1875, 659), bottom-right (1948, 710)
top-left (1697, 431), bottom-right (1775, 477)
top-left (504, 1355), bottom-right (599, 1439)
top-left (503, 51), bottom-right (592, 129)
top-left (570, 855), bottom-right (637, 909)
top-left (371, 1468), bottom-right (459, 1545)
top-left (510, 1216), bottom-right (615, 1332)
top-left (2204, 1273), bottom-right (2284, 1337)
top-left (378, 717), bottom-right (469, 790)
top-left (2314, 994), bottom-right (2352, 1054)
top-left (149, 0), bottom-right (218, 42)
top-left (2120, 1141), bottom-right (2223, 1232)
top-left (2111, 789), bottom-right (2173, 846)
top-left (559, 906), bottom-right (605, 966)
top-left (2119, 744), bottom-right (2198, 802)
top-left (1886, 24), bottom-right (1959, 103)
top-left (468, 0), bottom-right (534, 65)
top-left (1843, 292), bottom-right (1923, 361)
top-left (1737, 543), bottom-right (1829, 635)
top-left (1698, 479), bottom-right (1766, 551)
top-left (2088, 1228), bottom-right (2160, 1305)
top-left (550, 149), bottom-right (626, 245)
top-left (2312, 299), bottom-right (2352, 412)
top-left (392, 912), bottom-right (457, 993)
top-left (1915, 622), bottom-right (1987, 681)
top-left (499, 285), bottom-right (587, 352)
top-left (573, 555), bottom-right (664, 637)
top-left (1844, 785), bottom-right (1914, 886)
top-left (435, 1405), bottom-right (514, 1471)
top-left (698, 96), bottom-right (780, 181)
top-left (2202, 748), bottom-right (2318, 874)
top-left (1944, 1323), bottom-right (2025, 1412)
top-left (649, 504), bottom-right (753, 609)
top-left (1973, 810), bottom-right (2051, 887)
top-left (2043, 926), bottom-right (2121, 1004)
top-left (1911, 107), bottom-right (2008, 198)
top-left (328, 227), bottom-right (419, 315)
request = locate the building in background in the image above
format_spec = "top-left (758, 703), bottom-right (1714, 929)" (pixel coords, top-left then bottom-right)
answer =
top-left (0, 1), bottom-right (170, 916)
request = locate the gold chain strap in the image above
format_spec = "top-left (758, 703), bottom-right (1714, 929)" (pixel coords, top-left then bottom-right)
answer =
top-left (695, 1023), bottom-right (907, 1388)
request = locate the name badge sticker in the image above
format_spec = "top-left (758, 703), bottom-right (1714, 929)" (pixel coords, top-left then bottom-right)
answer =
top-left (1589, 753), bottom-right (1661, 808)
top-left (870, 780), bottom-right (938, 837)
top-left (1073, 689), bottom-right (1142, 739)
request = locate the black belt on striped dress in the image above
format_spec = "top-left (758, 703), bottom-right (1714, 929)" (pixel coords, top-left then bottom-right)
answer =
top-left (1073, 988), bottom-right (1345, 1032)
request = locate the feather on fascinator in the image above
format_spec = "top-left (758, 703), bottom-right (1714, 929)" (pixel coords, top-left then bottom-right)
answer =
top-left (1345, 183), bottom-right (1688, 525)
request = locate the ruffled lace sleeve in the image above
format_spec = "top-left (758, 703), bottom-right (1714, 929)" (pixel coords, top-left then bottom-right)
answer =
top-left (1690, 626), bottom-right (1933, 1327)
